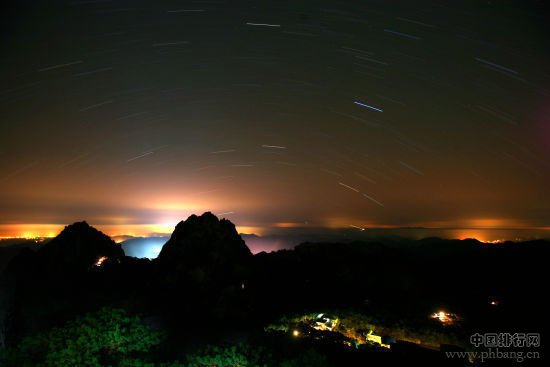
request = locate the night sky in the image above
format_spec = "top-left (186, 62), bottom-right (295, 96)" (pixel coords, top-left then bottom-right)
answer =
top-left (1, 0), bottom-right (549, 238)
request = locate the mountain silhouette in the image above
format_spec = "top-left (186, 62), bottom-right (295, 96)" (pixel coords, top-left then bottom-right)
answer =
top-left (39, 221), bottom-right (124, 273)
top-left (157, 212), bottom-right (252, 289)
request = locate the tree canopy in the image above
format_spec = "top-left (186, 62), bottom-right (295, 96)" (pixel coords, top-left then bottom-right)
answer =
top-left (1, 307), bottom-right (163, 367)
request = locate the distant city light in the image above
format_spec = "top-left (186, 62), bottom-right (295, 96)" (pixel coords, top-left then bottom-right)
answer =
top-left (481, 239), bottom-right (506, 244)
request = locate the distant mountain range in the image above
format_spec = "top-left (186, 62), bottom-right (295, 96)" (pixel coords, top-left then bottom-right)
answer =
top-left (3, 223), bottom-right (550, 266)
top-left (2, 212), bottom-right (549, 350)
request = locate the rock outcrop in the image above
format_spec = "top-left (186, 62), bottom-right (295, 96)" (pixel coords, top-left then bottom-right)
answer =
top-left (157, 212), bottom-right (252, 289)
top-left (39, 221), bottom-right (124, 273)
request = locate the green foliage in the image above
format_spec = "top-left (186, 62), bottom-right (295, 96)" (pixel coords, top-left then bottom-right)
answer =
top-left (117, 358), bottom-right (186, 367)
top-left (185, 344), bottom-right (328, 367)
top-left (264, 313), bottom-right (317, 333)
top-left (0, 308), bottom-right (333, 367)
top-left (1, 307), bottom-right (163, 367)
top-left (278, 349), bottom-right (329, 367)
top-left (186, 343), bottom-right (270, 367)
top-left (118, 359), bottom-right (157, 367)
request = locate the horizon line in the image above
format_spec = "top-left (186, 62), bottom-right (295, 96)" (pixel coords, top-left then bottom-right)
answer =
top-left (1, 223), bottom-right (549, 241)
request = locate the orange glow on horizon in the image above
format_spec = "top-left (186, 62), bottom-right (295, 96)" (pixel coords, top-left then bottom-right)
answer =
top-left (324, 216), bottom-right (537, 231)
top-left (462, 218), bottom-right (531, 229)
top-left (272, 222), bottom-right (307, 228)
top-left (0, 224), bottom-right (66, 239)
top-left (0, 223), bottom-right (269, 238)
top-left (0, 221), bottom-right (548, 241)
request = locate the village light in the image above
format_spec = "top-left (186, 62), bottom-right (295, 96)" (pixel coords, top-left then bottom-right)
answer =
top-left (94, 256), bottom-right (108, 267)
top-left (431, 310), bottom-right (460, 325)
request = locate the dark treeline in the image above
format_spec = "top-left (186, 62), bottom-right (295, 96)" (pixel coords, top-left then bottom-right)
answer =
top-left (0, 213), bottom-right (548, 363)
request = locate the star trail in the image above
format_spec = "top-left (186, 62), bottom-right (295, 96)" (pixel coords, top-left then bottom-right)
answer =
top-left (0, 0), bottom-right (548, 239)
